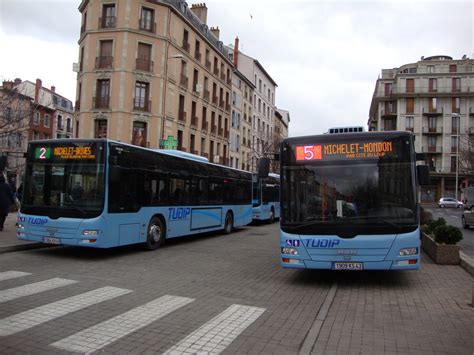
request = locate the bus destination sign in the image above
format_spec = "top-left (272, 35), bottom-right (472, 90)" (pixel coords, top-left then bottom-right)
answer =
top-left (35, 146), bottom-right (96, 160)
top-left (296, 141), bottom-right (393, 161)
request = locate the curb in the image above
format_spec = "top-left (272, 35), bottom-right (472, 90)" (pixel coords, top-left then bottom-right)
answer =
top-left (0, 243), bottom-right (56, 254)
top-left (460, 251), bottom-right (474, 277)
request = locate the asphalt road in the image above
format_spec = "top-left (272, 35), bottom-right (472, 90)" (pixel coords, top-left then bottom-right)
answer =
top-left (0, 222), bottom-right (473, 354)
top-left (423, 205), bottom-right (474, 258)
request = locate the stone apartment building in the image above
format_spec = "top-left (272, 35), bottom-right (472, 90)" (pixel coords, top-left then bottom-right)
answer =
top-left (229, 68), bottom-right (254, 171)
top-left (76, 0), bottom-right (233, 164)
top-left (368, 55), bottom-right (474, 201)
top-left (229, 42), bottom-right (278, 171)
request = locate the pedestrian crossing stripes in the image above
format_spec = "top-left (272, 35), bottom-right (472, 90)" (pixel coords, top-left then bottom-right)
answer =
top-left (0, 278), bottom-right (78, 303)
top-left (0, 271), bottom-right (266, 354)
top-left (165, 304), bottom-right (266, 354)
top-left (0, 286), bottom-right (132, 336)
top-left (51, 295), bottom-right (195, 353)
top-left (0, 271), bottom-right (31, 281)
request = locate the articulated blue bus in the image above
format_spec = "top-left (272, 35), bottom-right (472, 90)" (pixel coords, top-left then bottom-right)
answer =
top-left (279, 130), bottom-right (429, 270)
top-left (17, 139), bottom-right (253, 250)
top-left (252, 173), bottom-right (280, 223)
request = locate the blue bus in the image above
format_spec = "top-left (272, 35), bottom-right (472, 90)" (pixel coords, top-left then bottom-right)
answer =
top-left (17, 139), bottom-right (253, 250)
top-left (252, 173), bottom-right (280, 223)
top-left (278, 130), bottom-right (429, 270)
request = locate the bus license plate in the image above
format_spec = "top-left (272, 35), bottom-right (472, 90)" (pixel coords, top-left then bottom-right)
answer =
top-left (43, 237), bottom-right (61, 245)
top-left (334, 262), bottom-right (363, 270)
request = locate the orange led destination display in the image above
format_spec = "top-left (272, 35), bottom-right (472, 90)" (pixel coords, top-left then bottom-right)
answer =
top-left (296, 141), bottom-right (393, 161)
top-left (53, 146), bottom-right (96, 159)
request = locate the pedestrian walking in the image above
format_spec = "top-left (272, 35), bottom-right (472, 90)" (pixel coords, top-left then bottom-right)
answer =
top-left (0, 175), bottom-right (14, 231)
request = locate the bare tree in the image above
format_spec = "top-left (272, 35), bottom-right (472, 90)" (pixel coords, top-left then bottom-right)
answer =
top-left (459, 133), bottom-right (474, 182)
top-left (0, 81), bottom-right (53, 188)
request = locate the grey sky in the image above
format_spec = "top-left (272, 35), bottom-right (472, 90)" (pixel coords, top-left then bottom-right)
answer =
top-left (0, 0), bottom-right (472, 137)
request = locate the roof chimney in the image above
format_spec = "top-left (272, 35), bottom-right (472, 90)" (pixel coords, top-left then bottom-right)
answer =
top-left (51, 86), bottom-right (56, 92)
top-left (14, 78), bottom-right (22, 85)
top-left (190, 3), bottom-right (208, 24)
top-left (2, 81), bottom-right (14, 90)
top-left (233, 37), bottom-right (239, 68)
top-left (35, 78), bottom-right (42, 103)
top-left (210, 26), bottom-right (220, 40)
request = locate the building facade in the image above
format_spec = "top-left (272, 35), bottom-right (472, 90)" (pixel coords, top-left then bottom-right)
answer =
top-left (0, 78), bottom-right (74, 188)
top-left (368, 55), bottom-right (474, 201)
top-left (76, 0), bottom-right (232, 164)
top-left (229, 69), bottom-right (254, 171)
top-left (229, 40), bottom-right (278, 172)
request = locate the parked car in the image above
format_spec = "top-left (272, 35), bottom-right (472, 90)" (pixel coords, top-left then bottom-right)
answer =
top-left (438, 197), bottom-right (464, 208)
top-left (462, 206), bottom-right (474, 229)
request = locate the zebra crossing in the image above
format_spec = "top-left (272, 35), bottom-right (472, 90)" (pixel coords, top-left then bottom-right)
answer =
top-left (0, 270), bottom-right (265, 354)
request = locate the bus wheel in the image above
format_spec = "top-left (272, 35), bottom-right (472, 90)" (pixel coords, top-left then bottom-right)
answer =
top-left (224, 212), bottom-right (233, 234)
top-left (145, 217), bottom-right (165, 250)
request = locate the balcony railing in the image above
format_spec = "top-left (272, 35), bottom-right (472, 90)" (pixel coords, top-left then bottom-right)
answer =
top-left (381, 108), bottom-right (397, 117)
top-left (422, 126), bottom-right (443, 134)
top-left (224, 130), bottom-right (229, 138)
top-left (211, 125), bottom-right (217, 134)
top-left (219, 100), bottom-right (225, 108)
top-left (226, 103), bottom-right (231, 112)
top-left (422, 146), bottom-right (442, 153)
top-left (93, 96), bottom-right (110, 109)
top-left (202, 121), bottom-right (208, 131)
top-left (195, 51), bottom-right (201, 61)
top-left (422, 107), bottom-right (443, 115)
top-left (95, 56), bottom-right (113, 69)
top-left (178, 111), bottom-right (186, 122)
top-left (203, 90), bottom-right (210, 101)
top-left (99, 16), bottom-right (116, 29)
top-left (212, 96), bottom-right (218, 105)
top-left (205, 60), bottom-right (211, 70)
top-left (191, 116), bottom-right (198, 126)
top-left (220, 73), bottom-right (226, 81)
top-left (133, 98), bottom-right (151, 112)
top-left (226, 77), bottom-right (232, 86)
top-left (139, 19), bottom-right (156, 33)
top-left (136, 58), bottom-right (153, 72)
top-left (213, 67), bottom-right (219, 76)
top-left (67, 126), bottom-right (72, 133)
top-left (218, 127), bottom-right (223, 136)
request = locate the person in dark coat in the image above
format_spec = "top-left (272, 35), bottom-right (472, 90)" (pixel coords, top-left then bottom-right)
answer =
top-left (0, 175), bottom-right (14, 231)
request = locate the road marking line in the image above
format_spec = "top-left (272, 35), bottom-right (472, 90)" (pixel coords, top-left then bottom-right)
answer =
top-left (0, 271), bottom-right (31, 281)
top-left (0, 286), bottom-right (131, 336)
top-left (0, 278), bottom-right (78, 303)
top-left (299, 283), bottom-right (338, 355)
top-left (50, 295), bottom-right (194, 353)
top-left (165, 304), bottom-right (265, 354)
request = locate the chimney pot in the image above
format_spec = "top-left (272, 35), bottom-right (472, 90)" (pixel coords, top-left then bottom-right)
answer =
top-left (14, 78), bottom-right (22, 85)
top-left (51, 86), bottom-right (56, 92)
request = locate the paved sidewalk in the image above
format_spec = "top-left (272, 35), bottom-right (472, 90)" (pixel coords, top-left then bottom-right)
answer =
top-left (0, 212), bottom-right (53, 253)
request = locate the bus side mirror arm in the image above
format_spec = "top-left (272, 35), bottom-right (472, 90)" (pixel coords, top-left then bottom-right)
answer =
top-left (257, 158), bottom-right (270, 178)
top-left (417, 165), bottom-right (430, 186)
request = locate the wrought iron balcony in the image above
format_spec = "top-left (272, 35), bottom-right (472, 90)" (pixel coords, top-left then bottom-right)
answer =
top-left (99, 16), bottom-right (116, 29)
top-left (93, 96), bottom-right (109, 109)
top-left (95, 56), bottom-right (113, 69)
top-left (136, 58), bottom-right (154, 72)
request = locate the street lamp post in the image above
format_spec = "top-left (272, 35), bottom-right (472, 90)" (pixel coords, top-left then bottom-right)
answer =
top-left (453, 113), bottom-right (460, 201)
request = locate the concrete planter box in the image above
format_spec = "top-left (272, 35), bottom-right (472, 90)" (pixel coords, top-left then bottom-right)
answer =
top-left (421, 233), bottom-right (460, 265)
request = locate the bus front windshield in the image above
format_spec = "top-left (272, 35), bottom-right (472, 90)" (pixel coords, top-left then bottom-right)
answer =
top-left (22, 161), bottom-right (105, 219)
top-left (281, 159), bottom-right (417, 236)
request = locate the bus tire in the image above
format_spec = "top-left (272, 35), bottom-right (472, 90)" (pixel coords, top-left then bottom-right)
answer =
top-left (224, 212), bottom-right (234, 234)
top-left (144, 216), bottom-right (165, 250)
top-left (268, 208), bottom-right (275, 224)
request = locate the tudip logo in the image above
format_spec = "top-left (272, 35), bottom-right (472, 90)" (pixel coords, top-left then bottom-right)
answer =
top-left (18, 216), bottom-right (48, 225)
top-left (305, 238), bottom-right (340, 248)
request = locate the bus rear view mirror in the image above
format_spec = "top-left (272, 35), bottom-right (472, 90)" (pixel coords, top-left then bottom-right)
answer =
top-left (417, 165), bottom-right (430, 186)
top-left (257, 158), bottom-right (270, 178)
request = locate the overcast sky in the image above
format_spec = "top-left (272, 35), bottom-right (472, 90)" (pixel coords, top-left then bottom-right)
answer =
top-left (0, 0), bottom-right (472, 137)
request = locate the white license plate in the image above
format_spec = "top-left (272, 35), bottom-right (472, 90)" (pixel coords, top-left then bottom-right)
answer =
top-left (334, 262), bottom-right (363, 270)
top-left (43, 237), bottom-right (61, 245)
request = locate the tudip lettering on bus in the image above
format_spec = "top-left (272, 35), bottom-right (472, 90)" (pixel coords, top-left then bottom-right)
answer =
top-left (305, 239), bottom-right (340, 248)
top-left (17, 216), bottom-right (48, 225)
top-left (168, 207), bottom-right (191, 220)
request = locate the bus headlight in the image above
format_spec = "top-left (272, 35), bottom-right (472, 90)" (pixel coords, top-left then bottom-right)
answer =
top-left (281, 247), bottom-right (298, 255)
top-left (399, 247), bottom-right (418, 256)
top-left (83, 230), bottom-right (99, 236)
top-left (17, 223), bottom-right (25, 230)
